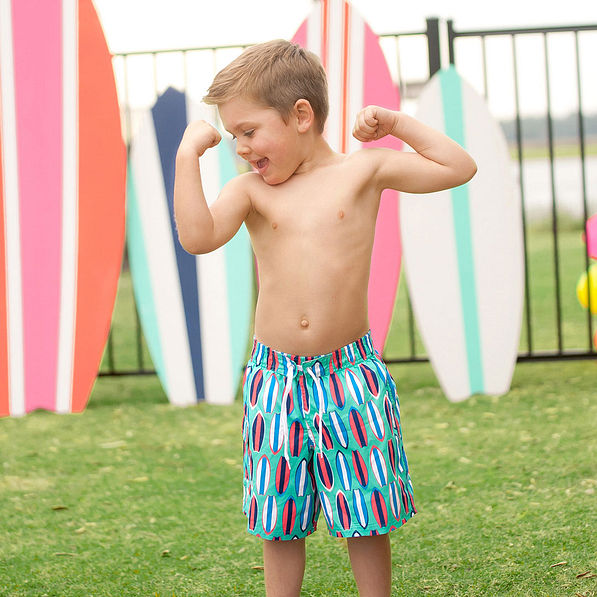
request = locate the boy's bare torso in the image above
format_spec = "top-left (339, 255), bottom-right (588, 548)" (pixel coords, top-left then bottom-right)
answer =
top-left (174, 100), bottom-right (476, 359)
top-left (243, 152), bottom-right (380, 356)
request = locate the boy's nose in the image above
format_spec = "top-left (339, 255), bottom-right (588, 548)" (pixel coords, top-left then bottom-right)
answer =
top-left (236, 140), bottom-right (250, 158)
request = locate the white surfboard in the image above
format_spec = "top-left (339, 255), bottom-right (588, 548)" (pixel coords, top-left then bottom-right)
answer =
top-left (400, 66), bottom-right (524, 402)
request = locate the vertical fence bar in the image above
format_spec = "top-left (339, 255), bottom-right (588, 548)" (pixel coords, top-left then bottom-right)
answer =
top-left (447, 20), bottom-right (455, 65)
top-left (481, 35), bottom-right (488, 100)
top-left (121, 54), bottom-right (131, 146)
top-left (394, 35), bottom-right (404, 99)
top-left (574, 32), bottom-right (595, 352)
top-left (102, 55), bottom-right (121, 374)
top-left (426, 17), bottom-right (441, 76)
top-left (152, 52), bottom-right (159, 99)
top-left (406, 290), bottom-right (417, 360)
top-left (122, 53), bottom-right (147, 372)
top-left (543, 33), bottom-right (564, 353)
top-left (182, 50), bottom-right (189, 93)
top-left (511, 35), bottom-right (533, 356)
top-left (105, 307), bottom-right (116, 373)
top-left (211, 49), bottom-right (219, 127)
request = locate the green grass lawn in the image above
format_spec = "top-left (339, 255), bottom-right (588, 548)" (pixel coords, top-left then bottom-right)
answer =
top-left (509, 142), bottom-right (597, 161)
top-left (1, 359), bottom-right (595, 596)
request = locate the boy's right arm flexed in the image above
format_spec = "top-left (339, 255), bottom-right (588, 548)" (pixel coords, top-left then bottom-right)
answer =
top-left (174, 120), bottom-right (252, 255)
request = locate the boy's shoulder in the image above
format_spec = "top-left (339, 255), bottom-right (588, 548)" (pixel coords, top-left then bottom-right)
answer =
top-left (312, 148), bottom-right (385, 173)
top-left (342, 147), bottom-right (390, 174)
top-left (222, 171), bottom-right (262, 194)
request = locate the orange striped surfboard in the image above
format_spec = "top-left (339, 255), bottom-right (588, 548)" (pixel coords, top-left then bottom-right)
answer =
top-left (0, 0), bottom-right (125, 416)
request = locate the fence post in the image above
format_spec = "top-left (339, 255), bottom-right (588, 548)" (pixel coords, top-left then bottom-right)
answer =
top-left (447, 19), bottom-right (456, 64)
top-left (426, 17), bottom-right (441, 77)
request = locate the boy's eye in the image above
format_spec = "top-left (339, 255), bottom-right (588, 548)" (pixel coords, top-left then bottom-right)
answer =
top-left (244, 129), bottom-right (255, 137)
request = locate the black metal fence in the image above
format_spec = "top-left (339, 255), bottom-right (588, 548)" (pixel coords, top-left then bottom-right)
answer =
top-left (384, 19), bottom-right (597, 364)
top-left (100, 17), bottom-right (597, 376)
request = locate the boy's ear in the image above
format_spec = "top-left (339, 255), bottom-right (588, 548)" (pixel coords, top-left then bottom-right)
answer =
top-left (294, 99), bottom-right (315, 133)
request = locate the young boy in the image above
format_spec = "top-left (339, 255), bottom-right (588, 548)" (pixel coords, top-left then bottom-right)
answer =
top-left (174, 40), bottom-right (476, 597)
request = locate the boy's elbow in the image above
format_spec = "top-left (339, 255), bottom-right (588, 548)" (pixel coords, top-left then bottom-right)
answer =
top-left (456, 156), bottom-right (477, 186)
top-left (180, 240), bottom-right (205, 255)
top-left (177, 230), bottom-right (213, 255)
top-left (465, 158), bottom-right (477, 182)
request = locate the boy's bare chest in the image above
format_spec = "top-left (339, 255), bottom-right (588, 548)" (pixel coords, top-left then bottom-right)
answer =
top-left (249, 180), bottom-right (378, 236)
top-left (267, 195), bottom-right (349, 230)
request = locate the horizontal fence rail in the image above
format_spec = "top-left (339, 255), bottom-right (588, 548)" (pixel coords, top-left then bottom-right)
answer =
top-left (100, 18), bottom-right (597, 377)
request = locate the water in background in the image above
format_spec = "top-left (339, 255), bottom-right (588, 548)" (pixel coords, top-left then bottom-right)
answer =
top-left (513, 155), bottom-right (597, 222)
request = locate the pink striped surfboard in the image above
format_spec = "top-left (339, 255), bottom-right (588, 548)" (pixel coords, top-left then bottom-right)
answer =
top-left (292, 0), bottom-right (402, 352)
top-left (0, 0), bottom-right (125, 417)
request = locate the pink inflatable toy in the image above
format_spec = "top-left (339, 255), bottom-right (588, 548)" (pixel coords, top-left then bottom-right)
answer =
top-left (586, 215), bottom-right (597, 260)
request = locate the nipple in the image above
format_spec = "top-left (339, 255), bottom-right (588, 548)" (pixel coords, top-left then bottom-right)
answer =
top-left (300, 318), bottom-right (309, 328)
top-left (272, 222), bottom-right (278, 230)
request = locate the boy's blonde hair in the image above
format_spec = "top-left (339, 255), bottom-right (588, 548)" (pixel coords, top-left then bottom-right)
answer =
top-left (203, 39), bottom-right (329, 133)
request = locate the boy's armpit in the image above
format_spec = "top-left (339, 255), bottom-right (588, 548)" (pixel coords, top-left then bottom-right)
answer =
top-left (348, 148), bottom-right (399, 194)
top-left (334, 148), bottom-right (380, 178)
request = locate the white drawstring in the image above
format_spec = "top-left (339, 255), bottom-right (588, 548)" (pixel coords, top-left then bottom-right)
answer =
top-left (280, 360), bottom-right (295, 463)
top-left (305, 367), bottom-right (324, 455)
top-left (279, 358), bottom-right (325, 465)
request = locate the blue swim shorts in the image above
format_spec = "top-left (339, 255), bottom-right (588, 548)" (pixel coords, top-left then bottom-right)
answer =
top-left (241, 331), bottom-right (416, 540)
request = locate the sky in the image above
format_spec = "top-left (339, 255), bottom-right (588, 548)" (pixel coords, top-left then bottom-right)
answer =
top-left (94, 0), bottom-right (597, 53)
top-left (93, 0), bottom-right (597, 121)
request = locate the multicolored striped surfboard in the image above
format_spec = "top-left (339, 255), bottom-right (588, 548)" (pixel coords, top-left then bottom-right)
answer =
top-left (0, 0), bottom-right (126, 417)
top-left (127, 87), bottom-right (252, 406)
top-left (400, 66), bottom-right (524, 402)
top-left (292, 0), bottom-right (401, 353)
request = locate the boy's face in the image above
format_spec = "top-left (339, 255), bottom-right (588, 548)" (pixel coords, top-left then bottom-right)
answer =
top-left (219, 96), bottom-right (301, 185)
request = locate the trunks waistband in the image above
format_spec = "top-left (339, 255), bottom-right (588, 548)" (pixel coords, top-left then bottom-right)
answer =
top-left (249, 331), bottom-right (377, 460)
top-left (249, 330), bottom-right (377, 377)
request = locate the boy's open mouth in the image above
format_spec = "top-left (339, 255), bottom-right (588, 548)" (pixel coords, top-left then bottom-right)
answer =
top-left (256, 158), bottom-right (268, 172)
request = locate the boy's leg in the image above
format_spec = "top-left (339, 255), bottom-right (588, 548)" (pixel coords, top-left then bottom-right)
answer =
top-left (263, 537), bottom-right (306, 597)
top-left (347, 534), bottom-right (392, 597)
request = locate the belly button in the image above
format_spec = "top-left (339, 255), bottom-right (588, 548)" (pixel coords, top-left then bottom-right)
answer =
top-left (338, 210), bottom-right (344, 219)
top-left (300, 318), bottom-right (309, 328)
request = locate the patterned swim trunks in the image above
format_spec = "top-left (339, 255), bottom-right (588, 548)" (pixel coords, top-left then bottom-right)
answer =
top-left (241, 331), bottom-right (416, 540)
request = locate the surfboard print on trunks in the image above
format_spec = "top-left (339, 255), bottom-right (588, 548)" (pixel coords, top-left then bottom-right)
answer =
top-left (400, 66), bottom-right (524, 402)
top-left (127, 88), bottom-right (253, 406)
top-left (292, 0), bottom-right (401, 353)
top-left (0, 0), bottom-right (126, 417)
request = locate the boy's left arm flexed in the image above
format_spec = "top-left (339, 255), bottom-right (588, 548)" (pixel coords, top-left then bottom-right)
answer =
top-left (352, 105), bottom-right (477, 193)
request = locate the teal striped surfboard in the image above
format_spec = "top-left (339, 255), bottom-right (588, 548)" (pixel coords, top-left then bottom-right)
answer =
top-left (400, 67), bottom-right (524, 402)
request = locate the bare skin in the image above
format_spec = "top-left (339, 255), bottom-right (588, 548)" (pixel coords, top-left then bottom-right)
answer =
top-left (262, 534), bottom-right (391, 597)
top-left (174, 96), bottom-right (476, 595)
top-left (240, 149), bottom-right (378, 354)
top-left (347, 535), bottom-right (392, 597)
top-left (174, 97), bottom-right (476, 356)
top-left (263, 538), bottom-right (305, 597)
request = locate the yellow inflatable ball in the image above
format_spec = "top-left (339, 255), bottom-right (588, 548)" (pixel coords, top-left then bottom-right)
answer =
top-left (576, 263), bottom-right (597, 314)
